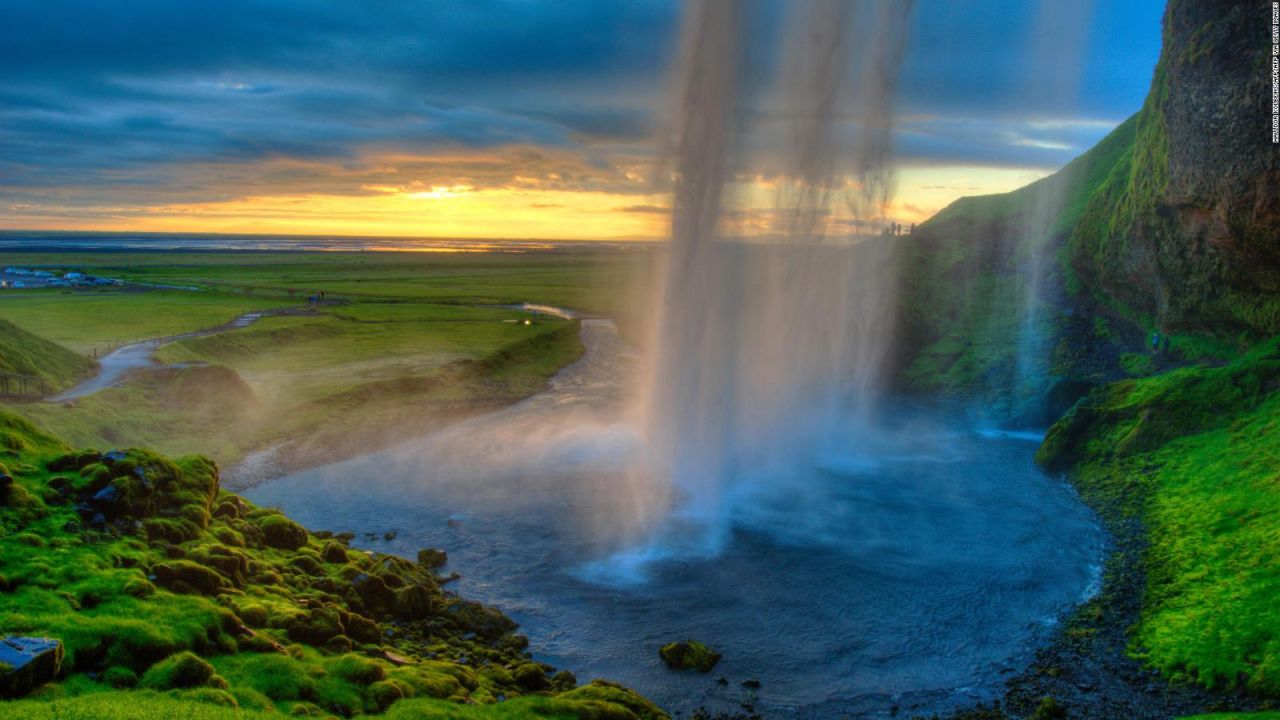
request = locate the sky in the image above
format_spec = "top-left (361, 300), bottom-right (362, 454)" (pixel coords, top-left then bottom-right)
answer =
top-left (0, 0), bottom-right (1167, 240)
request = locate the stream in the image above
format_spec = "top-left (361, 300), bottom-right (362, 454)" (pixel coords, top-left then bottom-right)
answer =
top-left (50, 311), bottom-right (269, 402)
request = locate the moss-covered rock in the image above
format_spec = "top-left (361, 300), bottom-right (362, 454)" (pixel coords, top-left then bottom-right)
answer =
top-left (150, 560), bottom-right (230, 596)
top-left (258, 514), bottom-right (308, 550)
top-left (140, 652), bottom-right (226, 690)
top-left (0, 409), bottom-right (666, 716)
top-left (658, 640), bottom-right (720, 673)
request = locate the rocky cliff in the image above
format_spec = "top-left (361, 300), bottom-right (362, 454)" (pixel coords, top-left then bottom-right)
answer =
top-left (899, 0), bottom-right (1280, 414)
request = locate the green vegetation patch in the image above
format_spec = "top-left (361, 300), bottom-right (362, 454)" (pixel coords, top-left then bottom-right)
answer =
top-left (0, 411), bottom-right (663, 718)
top-left (0, 318), bottom-right (95, 393)
top-left (1038, 338), bottom-right (1280, 694)
top-left (0, 290), bottom-right (294, 356)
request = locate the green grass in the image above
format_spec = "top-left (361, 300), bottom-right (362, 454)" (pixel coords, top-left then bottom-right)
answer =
top-left (155, 303), bottom-right (553, 404)
top-left (0, 318), bottom-right (95, 392)
top-left (1180, 714), bottom-right (1280, 720)
top-left (0, 411), bottom-right (664, 719)
top-left (12, 307), bottom-right (583, 469)
top-left (1038, 338), bottom-right (1280, 694)
top-left (0, 249), bottom-right (642, 316)
top-left (0, 689), bottom-right (655, 719)
top-left (0, 290), bottom-right (295, 355)
top-left (898, 115), bottom-right (1143, 401)
top-left (0, 250), bottom-right (598, 469)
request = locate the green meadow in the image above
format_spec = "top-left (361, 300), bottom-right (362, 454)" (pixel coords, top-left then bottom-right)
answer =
top-left (0, 249), bottom-right (631, 473)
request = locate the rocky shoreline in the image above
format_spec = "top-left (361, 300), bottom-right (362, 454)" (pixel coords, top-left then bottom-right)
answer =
top-left (932, 483), bottom-right (1264, 720)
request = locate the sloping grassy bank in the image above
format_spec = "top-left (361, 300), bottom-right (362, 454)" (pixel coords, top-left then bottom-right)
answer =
top-left (14, 305), bottom-right (584, 475)
top-left (0, 319), bottom-right (95, 394)
top-left (1039, 338), bottom-right (1280, 695)
top-left (0, 411), bottom-right (664, 719)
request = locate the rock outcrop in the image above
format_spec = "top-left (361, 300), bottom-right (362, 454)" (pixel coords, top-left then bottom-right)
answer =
top-left (0, 637), bottom-right (63, 698)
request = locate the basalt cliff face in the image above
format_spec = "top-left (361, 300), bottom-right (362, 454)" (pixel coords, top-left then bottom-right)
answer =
top-left (1070, 0), bottom-right (1280, 337)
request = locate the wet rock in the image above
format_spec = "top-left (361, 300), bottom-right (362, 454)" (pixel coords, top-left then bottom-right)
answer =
top-left (383, 531), bottom-right (397, 541)
top-left (102, 450), bottom-right (128, 465)
top-left (0, 637), bottom-right (64, 698)
top-left (659, 640), bottom-right (721, 673)
top-left (417, 548), bottom-right (448, 569)
top-left (740, 678), bottom-right (761, 689)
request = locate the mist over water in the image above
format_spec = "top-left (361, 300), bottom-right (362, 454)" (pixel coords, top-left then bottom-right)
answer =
top-left (632, 0), bottom-right (917, 558)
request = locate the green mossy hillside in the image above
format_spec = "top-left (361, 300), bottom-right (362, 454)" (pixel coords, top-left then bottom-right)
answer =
top-left (0, 318), bottom-right (95, 394)
top-left (898, 115), bottom-right (1145, 410)
top-left (1038, 338), bottom-right (1280, 695)
top-left (0, 411), bottom-right (664, 719)
top-left (899, 0), bottom-right (1278, 412)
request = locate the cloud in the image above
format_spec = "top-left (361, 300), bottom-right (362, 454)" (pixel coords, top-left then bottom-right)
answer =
top-left (0, 0), bottom-right (1167, 234)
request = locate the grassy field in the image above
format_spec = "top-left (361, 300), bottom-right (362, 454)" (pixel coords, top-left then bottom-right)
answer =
top-left (0, 290), bottom-right (296, 356)
top-left (155, 303), bottom-right (554, 405)
top-left (0, 249), bottom-right (612, 472)
top-left (0, 248), bottom-right (643, 316)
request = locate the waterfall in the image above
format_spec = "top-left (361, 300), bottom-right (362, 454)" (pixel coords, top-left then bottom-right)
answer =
top-left (631, 0), bottom-right (916, 558)
top-left (1012, 0), bottom-right (1098, 416)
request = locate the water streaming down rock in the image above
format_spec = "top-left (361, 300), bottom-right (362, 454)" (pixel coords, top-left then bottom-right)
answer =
top-left (1012, 0), bottom-right (1099, 417)
top-left (632, 0), bottom-right (917, 558)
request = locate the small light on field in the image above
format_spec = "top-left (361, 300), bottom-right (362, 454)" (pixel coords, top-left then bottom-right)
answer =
top-left (523, 319), bottom-right (533, 326)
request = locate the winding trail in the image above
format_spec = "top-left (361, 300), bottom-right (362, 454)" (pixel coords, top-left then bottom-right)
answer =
top-left (50, 310), bottom-right (276, 402)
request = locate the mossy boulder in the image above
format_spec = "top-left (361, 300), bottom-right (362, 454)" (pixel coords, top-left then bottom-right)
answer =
top-left (659, 640), bottom-right (720, 673)
top-left (259, 514), bottom-right (308, 550)
top-left (321, 541), bottom-right (348, 564)
top-left (558, 679), bottom-right (669, 720)
top-left (140, 651), bottom-right (227, 690)
top-left (150, 560), bottom-right (230, 595)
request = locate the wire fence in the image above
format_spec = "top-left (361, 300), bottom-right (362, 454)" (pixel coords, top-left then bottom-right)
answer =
top-left (0, 373), bottom-right (49, 399)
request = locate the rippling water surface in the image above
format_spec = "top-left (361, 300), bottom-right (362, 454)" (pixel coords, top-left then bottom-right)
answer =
top-left (248, 321), bottom-right (1103, 718)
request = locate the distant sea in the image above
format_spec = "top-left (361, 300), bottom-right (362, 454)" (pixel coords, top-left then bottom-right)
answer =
top-left (0, 232), bottom-right (643, 253)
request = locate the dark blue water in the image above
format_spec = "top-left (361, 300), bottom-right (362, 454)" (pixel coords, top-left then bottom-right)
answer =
top-left (245, 322), bottom-right (1103, 718)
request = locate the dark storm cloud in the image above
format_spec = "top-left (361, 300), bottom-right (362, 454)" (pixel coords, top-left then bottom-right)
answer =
top-left (0, 0), bottom-right (1165, 206)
